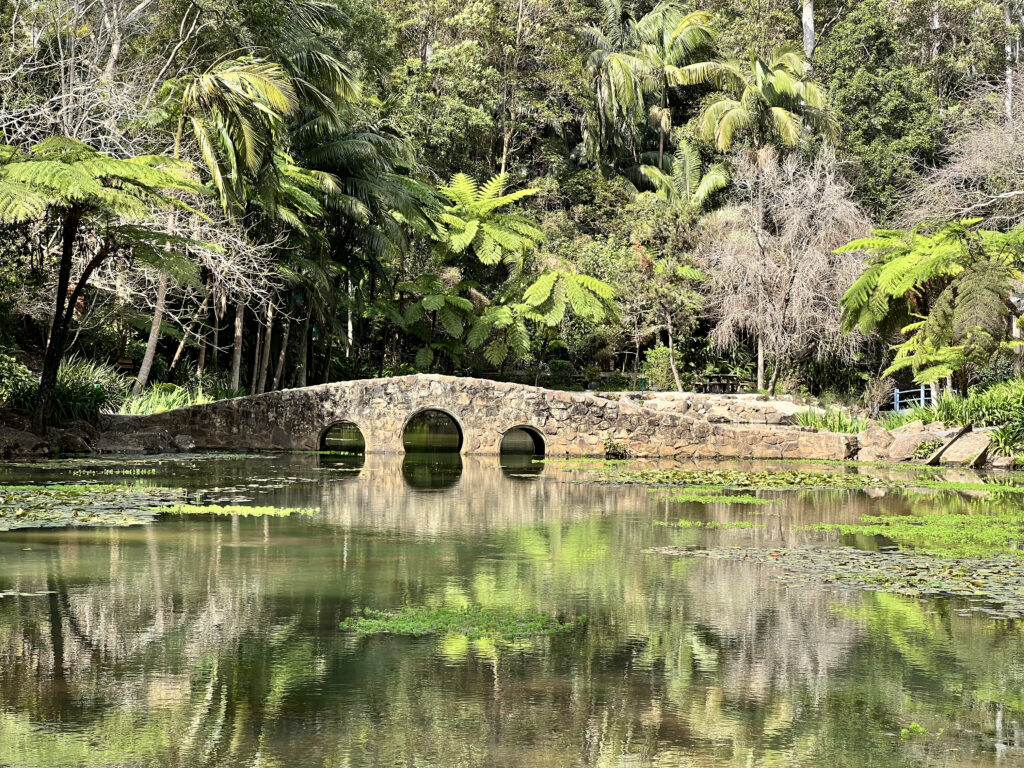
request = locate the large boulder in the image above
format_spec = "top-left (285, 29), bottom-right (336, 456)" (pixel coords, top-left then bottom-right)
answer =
top-left (94, 428), bottom-right (174, 454)
top-left (0, 425), bottom-right (50, 458)
top-left (939, 430), bottom-right (991, 467)
top-left (891, 420), bottom-right (925, 435)
top-left (888, 432), bottom-right (949, 462)
top-left (856, 424), bottom-right (894, 461)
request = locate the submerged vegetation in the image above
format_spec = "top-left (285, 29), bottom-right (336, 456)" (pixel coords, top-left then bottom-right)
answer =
top-left (340, 605), bottom-right (585, 641)
top-left (655, 546), bottom-right (1024, 619)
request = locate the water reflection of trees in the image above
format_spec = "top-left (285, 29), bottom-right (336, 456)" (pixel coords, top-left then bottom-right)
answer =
top-left (0, 455), bottom-right (1021, 766)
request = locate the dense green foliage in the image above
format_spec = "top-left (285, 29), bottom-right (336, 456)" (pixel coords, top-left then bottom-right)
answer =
top-left (3, 0), bottom-right (1024, 424)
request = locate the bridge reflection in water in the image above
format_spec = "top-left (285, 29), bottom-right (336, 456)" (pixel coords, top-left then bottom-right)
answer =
top-left (0, 454), bottom-right (1018, 767)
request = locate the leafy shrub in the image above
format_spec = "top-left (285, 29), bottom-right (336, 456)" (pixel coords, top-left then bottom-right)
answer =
top-left (643, 345), bottom-right (675, 392)
top-left (603, 371), bottom-right (629, 390)
top-left (794, 408), bottom-right (870, 433)
top-left (582, 364), bottom-right (601, 386)
top-left (962, 379), bottom-right (1024, 427)
top-left (179, 369), bottom-right (240, 399)
top-left (546, 359), bottom-right (579, 390)
top-left (0, 351), bottom-right (34, 406)
top-left (8, 358), bottom-right (128, 424)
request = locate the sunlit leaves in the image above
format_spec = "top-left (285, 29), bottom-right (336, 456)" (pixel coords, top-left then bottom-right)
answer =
top-left (437, 172), bottom-right (542, 265)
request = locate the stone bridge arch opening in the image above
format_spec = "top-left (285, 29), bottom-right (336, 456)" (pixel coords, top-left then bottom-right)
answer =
top-left (500, 425), bottom-right (545, 457)
top-left (319, 421), bottom-right (366, 453)
top-left (402, 408), bottom-right (464, 453)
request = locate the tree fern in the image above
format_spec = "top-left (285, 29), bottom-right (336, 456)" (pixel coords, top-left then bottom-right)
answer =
top-left (841, 219), bottom-right (1024, 386)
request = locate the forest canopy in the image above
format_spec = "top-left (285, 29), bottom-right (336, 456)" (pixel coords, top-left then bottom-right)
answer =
top-left (3, 0), bottom-right (1024, 428)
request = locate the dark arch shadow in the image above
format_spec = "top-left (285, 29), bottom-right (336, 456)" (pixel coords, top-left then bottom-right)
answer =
top-left (319, 421), bottom-right (366, 454)
top-left (499, 425), bottom-right (545, 477)
top-left (402, 452), bottom-right (463, 490)
top-left (500, 425), bottom-right (545, 456)
top-left (316, 452), bottom-right (365, 474)
top-left (402, 409), bottom-right (464, 453)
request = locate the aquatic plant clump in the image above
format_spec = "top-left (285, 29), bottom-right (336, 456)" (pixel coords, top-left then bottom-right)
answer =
top-left (340, 605), bottom-right (585, 641)
top-left (608, 468), bottom-right (889, 490)
top-left (651, 546), bottom-right (1024, 620)
top-left (653, 519), bottom-right (763, 529)
top-left (651, 489), bottom-right (774, 505)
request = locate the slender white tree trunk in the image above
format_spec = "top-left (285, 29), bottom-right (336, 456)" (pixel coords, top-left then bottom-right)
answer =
top-left (666, 313), bottom-right (683, 392)
top-left (230, 299), bottom-right (244, 392)
top-left (1005, 3), bottom-right (1015, 121)
top-left (197, 333), bottom-right (206, 377)
top-left (756, 336), bottom-right (765, 391)
top-left (168, 295), bottom-right (210, 376)
top-left (134, 272), bottom-right (168, 393)
top-left (801, 0), bottom-right (815, 59)
top-left (346, 277), bottom-right (354, 356)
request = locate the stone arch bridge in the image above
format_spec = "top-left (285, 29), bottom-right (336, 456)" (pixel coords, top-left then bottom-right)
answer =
top-left (102, 374), bottom-right (853, 459)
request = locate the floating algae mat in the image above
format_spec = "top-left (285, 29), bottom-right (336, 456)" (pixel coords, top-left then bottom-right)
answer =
top-left (0, 484), bottom-right (186, 530)
top-left (605, 466), bottom-right (1024, 493)
top-left (651, 546), bottom-right (1024, 620)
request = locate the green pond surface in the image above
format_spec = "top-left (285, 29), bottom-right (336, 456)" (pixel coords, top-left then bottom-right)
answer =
top-left (0, 453), bottom-right (1022, 767)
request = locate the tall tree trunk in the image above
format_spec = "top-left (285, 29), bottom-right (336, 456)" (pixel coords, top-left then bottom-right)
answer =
top-left (768, 359), bottom-right (781, 395)
top-left (271, 319), bottom-right (291, 391)
top-left (256, 301), bottom-right (274, 395)
top-left (230, 299), bottom-right (244, 392)
top-left (346, 277), bottom-right (354, 357)
top-left (756, 336), bottom-right (765, 391)
top-left (211, 304), bottom-right (220, 370)
top-left (801, 0), bottom-right (815, 59)
top-left (322, 337), bottom-right (333, 384)
top-left (134, 273), bottom-right (168, 393)
top-left (250, 314), bottom-right (263, 394)
top-left (33, 210), bottom-right (82, 433)
top-left (295, 310), bottom-right (311, 388)
top-left (666, 315), bottom-right (683, 392)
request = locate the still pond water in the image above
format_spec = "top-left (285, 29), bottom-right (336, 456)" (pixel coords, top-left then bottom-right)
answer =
top-left (0, 453), bottom-right (1022, 767)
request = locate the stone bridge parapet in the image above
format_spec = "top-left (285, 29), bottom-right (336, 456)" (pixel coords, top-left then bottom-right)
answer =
top-left (99, 374), bottom-right (855, 460)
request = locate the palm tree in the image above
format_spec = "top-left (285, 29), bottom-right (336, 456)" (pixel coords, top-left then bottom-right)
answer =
top-left (697, 45), bottom-right (834, 155)
top-left (579, 0), bottom-right (717, 168)
top-left (136, 57), bottom-right (299, 394)
top-left (637, 139), bottom-right (728, 210)
top-left (635, 9), bottom-right (716, 168)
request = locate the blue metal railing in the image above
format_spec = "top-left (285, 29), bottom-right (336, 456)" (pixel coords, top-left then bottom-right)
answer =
top-left (892, 385), bottom-right (935, 412)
